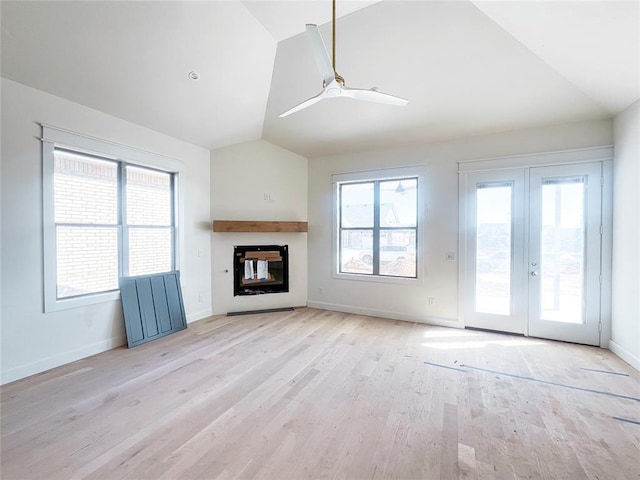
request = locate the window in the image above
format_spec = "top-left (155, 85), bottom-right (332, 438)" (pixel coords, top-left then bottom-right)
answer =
top-left (54, 150), bottom-right (120, 298)
top-left (335, 168), bottom-right (421, 280)
top-left (43, 125), bottom-right (178, 311)
top-left (125, 165), bottom-right (174, 277)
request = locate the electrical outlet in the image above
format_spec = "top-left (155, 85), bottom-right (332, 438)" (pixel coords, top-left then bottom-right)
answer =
top-left (198, 293), bottom-right (204, 303)
top-left (318, 287), bottom-right (324, 295)
top-left (446, 252), bottom-right (456, 261)
top-left (428, 297), bottom-right (435, 305)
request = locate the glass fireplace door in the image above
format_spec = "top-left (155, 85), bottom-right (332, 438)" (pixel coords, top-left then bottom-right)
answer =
top-left (233, 245), bottom-right (289, 296)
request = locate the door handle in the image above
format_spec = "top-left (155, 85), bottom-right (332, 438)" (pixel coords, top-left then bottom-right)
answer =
top-left (530, 271), bottom-right (538, 277)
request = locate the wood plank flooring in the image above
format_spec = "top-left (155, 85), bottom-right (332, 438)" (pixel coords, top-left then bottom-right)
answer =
top-left (1, 308), bottom-right (639, 479)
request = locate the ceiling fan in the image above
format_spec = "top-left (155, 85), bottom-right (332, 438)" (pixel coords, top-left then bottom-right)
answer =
top-left (279, 0), bottom-right (408, 118)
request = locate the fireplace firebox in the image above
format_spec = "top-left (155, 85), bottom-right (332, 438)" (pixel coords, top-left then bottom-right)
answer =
top-left (233, 245), bottom-right (289, 296)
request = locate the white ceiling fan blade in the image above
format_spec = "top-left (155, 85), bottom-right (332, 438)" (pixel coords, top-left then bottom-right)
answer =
top-left (342, 87), bottom-right (409, 107)
top-left (279, 90), bottom-right (326, 118)
top-left (305, 24), bottom-right (336, 86)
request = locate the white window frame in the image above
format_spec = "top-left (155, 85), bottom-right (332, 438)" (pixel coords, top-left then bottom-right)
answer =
top-left (42, 125), bottom-right (181, 312)
top-left (332, 166), bottom-right (426, 285)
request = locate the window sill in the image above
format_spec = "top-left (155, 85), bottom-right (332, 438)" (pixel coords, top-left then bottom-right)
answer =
top-left (332, 271), bottom-right (422, 286)
top-left (44, 290), bottom-right (120, 313)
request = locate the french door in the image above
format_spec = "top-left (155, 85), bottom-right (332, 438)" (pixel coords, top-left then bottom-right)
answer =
top-left (462, 161), bottom-right (608, 346)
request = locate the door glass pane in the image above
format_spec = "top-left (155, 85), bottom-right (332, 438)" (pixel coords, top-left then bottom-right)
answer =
top-left (476, 182), bottom-right (512, 315)
top-left (540, 177), bottom-right (585, 323)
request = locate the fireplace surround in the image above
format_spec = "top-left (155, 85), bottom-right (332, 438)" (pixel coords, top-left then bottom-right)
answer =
top-left (233, 245), bottom-right (289, 296)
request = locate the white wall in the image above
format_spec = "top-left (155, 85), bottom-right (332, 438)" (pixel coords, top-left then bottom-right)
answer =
top-left (0, 79), bottom-right (212, 384)
top-left (611, 100), bottom-right (640, 369)
top-left (210, 140), bottom-right (307, 314)
top-left (307, 119), bottom-right (613, 326)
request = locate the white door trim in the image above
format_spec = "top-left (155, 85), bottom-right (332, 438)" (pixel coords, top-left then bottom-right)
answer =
top-left (458, 145), bottom-right (613, 173)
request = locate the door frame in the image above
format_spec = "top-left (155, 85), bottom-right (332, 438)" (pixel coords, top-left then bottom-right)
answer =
top-left (458, 146), bottom-right (613, 347)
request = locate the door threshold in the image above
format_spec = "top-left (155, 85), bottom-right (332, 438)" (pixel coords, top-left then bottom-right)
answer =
top-left (465, 326), bottom-right (525, 337)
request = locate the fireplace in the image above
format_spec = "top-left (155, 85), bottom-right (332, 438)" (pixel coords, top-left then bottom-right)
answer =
top-left (233, 245), bottom-right (289, 296)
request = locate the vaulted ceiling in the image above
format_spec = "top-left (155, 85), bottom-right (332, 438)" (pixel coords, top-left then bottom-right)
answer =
top-left (2, 1), bottom-right (638, 158)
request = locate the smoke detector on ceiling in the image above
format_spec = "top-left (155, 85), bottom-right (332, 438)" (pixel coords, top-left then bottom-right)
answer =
top-left (188, 71), bottom-right (200, 81)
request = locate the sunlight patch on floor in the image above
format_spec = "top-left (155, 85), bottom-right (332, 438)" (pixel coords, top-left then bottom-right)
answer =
top-left (422, 330), bottom-right (483, 339)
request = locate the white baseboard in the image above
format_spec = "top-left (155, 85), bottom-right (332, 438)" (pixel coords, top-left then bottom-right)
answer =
top-left (1, 309), bottom-right (213, 385)
top-left (609, 339), bottom-right (640, 372)
top-left (307, 300), bottom-right (461, 328)
top-left (187, 308), bottom-right (213, 323)
top-left (1, 335), bottom-right (126, 385)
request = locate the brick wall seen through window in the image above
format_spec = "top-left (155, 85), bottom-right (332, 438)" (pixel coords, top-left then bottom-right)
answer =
top-left (53, 150), bottom-right (175, 299)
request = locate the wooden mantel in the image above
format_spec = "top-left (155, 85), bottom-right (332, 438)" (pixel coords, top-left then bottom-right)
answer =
top-left (213, 220), bottom-right (308, 233)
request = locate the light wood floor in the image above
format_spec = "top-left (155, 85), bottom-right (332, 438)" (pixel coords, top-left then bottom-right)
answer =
top-left (1, 308), bottom-right (639, 479)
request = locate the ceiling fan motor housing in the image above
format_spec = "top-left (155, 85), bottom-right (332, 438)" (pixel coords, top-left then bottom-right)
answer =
top-left (323, 73), bottom-right (345, 88)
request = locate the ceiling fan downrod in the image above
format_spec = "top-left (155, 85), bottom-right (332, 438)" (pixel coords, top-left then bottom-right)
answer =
top-left (331, 0), bottom-right (345, 87)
